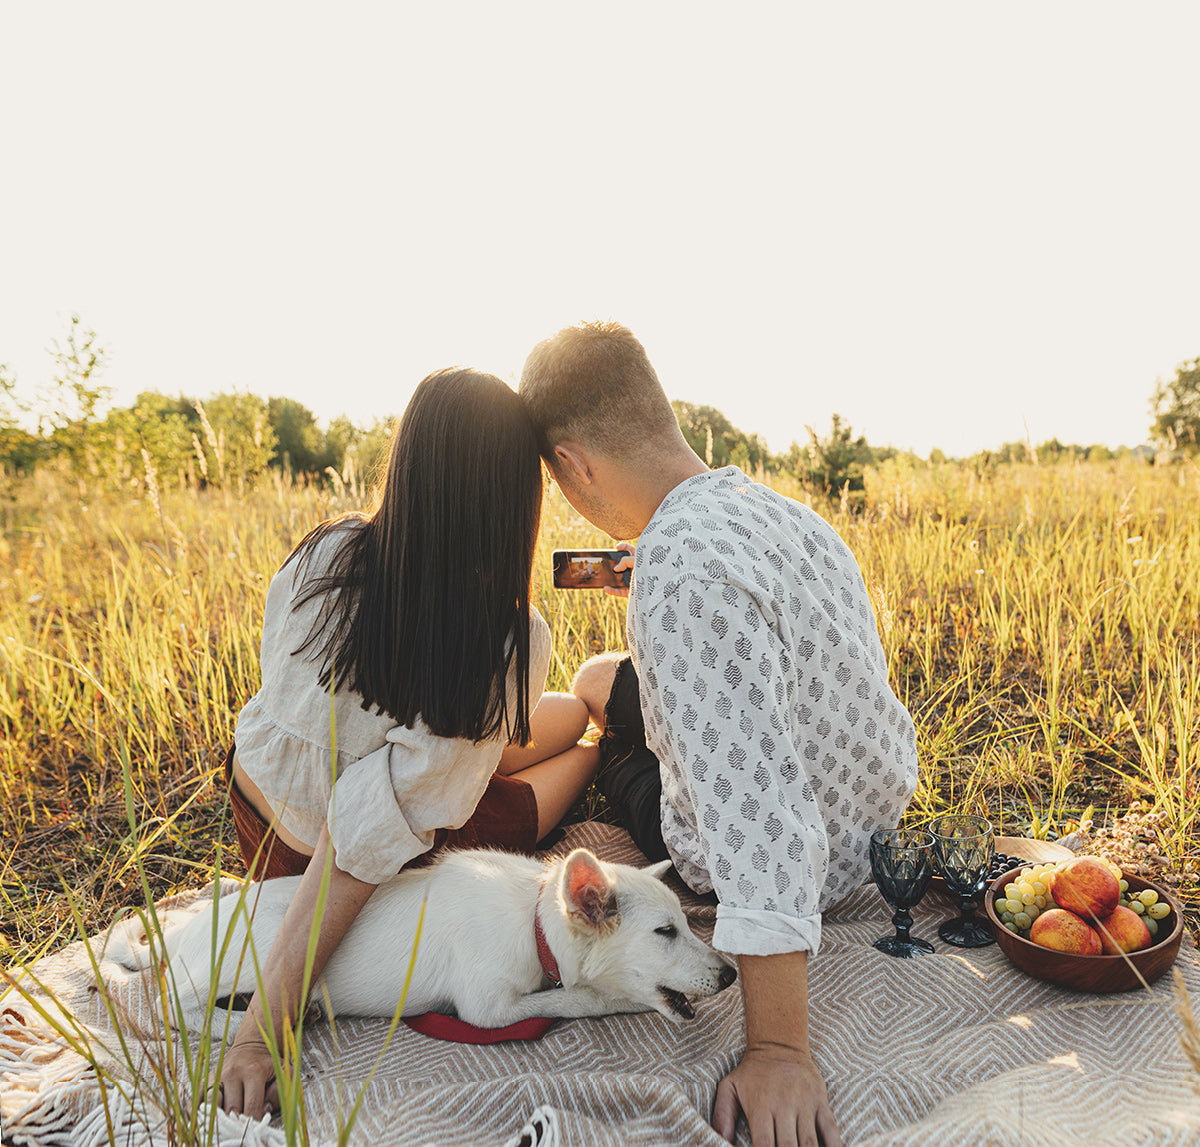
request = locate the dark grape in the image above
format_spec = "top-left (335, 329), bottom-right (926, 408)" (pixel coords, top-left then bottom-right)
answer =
top-left (986, 852), bottom-right (1028, 883)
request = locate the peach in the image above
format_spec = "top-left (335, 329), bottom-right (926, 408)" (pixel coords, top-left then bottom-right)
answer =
top-left (1029, 908), bottom-right (1103, 956)
top-left (1093, 904), bottom-right (1152, 955)
top-left (1047, 857), bottom-right (1120, 920)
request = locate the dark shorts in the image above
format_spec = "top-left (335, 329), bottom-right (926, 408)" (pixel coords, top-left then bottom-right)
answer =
top-left (597, 656), bottom-right (670, 864)
top-left (224, 744), bottom-right (540, 881)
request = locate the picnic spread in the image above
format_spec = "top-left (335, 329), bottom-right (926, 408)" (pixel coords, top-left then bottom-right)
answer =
top-left (3, 820), bottom-right (1199, 1146)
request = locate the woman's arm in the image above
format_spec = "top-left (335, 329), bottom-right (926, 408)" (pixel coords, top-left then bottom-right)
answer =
top-left (218, 824), bottom-right (376, 1120)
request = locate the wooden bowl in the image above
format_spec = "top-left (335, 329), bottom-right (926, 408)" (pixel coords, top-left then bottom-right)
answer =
top-left (985, 866), bottom-right (1184, 992)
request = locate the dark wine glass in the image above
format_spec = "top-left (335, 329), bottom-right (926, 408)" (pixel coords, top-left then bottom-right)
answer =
top-left (930, 814), bottom-right (995, 948)
top-left (869, 829), bottom-right (935, 957)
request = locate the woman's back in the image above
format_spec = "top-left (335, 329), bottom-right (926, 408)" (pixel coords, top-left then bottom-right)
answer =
top-left (235, 517), bottom-right (551, 883)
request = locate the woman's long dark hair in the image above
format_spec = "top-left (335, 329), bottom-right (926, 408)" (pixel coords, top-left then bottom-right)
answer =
top-left (284, 368), bottom-right (544, 745)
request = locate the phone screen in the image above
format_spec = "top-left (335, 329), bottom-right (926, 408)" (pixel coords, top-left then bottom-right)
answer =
top-left (551, 550), bottom-right (631, 589)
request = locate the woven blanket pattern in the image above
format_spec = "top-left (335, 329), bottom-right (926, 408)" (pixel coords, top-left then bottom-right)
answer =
top-left (3, 821), bottom-right (1199, 1146)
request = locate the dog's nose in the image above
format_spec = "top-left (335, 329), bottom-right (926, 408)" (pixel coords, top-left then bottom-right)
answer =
top-left (718, 963), bottom-right (737, 991)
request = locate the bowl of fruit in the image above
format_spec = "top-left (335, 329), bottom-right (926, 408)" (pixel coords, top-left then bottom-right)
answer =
top-left (985, 855), bottom-right (1184, 992)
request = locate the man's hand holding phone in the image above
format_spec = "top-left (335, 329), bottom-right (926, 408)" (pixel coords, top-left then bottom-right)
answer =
top-left (605, 543), bottom-right (634, 598)
top-left (552, 544), bottom-right (635, 596)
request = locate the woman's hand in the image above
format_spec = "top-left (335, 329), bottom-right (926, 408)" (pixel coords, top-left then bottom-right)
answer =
top-left (216, 826), bottom-right (377, 1119)
top-left (218, 1027), bottom-right (280, 1120)
top-left (604, 542), bottom-right (635, 599)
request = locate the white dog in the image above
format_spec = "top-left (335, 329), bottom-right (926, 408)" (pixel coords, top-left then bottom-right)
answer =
top-left (104, 847), bottom-right (736, 1033)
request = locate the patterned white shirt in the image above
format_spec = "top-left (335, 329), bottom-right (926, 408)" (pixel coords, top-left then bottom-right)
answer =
top-left (628, 467), bottom-right (919, 956)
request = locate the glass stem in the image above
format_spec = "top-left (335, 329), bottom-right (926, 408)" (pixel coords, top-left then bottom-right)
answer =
top-left (892, 906), bottom-right (913, 942)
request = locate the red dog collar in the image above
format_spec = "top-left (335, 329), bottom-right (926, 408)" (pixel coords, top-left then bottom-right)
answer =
top-left (534, 878), bottom-right (562, 987)
top-left (403, 875), bottom-right (562, 1043)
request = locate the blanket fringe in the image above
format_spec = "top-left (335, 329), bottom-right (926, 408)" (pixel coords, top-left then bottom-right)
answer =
top-left (503, 1105), bottom-right (561, 1147)
top-left (0, 1006), bottom-right (285, 1147)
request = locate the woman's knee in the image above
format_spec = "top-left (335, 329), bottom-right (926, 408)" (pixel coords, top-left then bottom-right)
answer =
top-left (498, 692), bottom-right (589, 774)
top-left (571, 653), bottom-right (624, 729)
top-left (534, 691), bottom-right (589, 744)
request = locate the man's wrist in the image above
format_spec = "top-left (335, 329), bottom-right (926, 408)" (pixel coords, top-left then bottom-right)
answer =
top-left (743, 1039), bottom-right (813, 1062)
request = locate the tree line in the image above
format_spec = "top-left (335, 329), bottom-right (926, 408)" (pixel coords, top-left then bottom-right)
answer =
top-left (3, 316), bottom-right (1198, 501)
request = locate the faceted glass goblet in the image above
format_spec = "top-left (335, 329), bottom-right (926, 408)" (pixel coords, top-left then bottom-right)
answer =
top-left (869, 829), bottom-right (935, 957)
top-left (930, 814), bottom-right (995, 948)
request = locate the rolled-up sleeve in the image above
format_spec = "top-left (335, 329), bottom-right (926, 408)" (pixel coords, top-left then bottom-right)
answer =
top-left (327, 727), bottom-right (500, 884)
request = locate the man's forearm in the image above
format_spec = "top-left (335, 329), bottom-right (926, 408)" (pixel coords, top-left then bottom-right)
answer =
top-left (738, 950), bottom-right (812, 1056)
top-left (713, 949), bottom-right (842, 1144)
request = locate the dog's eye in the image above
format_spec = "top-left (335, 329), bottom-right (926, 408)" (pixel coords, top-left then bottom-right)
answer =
top-left (654, 924), bottom-right (678, 938)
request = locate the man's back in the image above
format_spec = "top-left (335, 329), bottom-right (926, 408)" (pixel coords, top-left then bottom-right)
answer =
top-left (628, 466), bottom-right (918, 953)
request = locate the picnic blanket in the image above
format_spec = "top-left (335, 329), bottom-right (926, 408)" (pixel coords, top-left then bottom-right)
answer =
top-left (3, 820), bottom-right (1200, 1146)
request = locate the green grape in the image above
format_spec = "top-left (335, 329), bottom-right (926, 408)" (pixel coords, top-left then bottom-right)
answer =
top-left (1118, 879), bottom-right (1129, 893)
top-left (1130, 900), bottom-right (1146, 915)
top-left (1137, 889), bottom-right (1159, 907)
top-left (1013, 911), bottom-right (1032, 930)
top-left (1146, 917), bottom-right (1159, 937)
top-left (1004, 884), bottom-right (1022, 901)
top-left (1148, 902), bottom-right (1171, 921)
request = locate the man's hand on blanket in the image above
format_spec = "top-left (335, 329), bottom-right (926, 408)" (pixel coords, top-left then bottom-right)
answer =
top-left (712, 950), bottom-right (844, 1147)
top-left (713, 1047), bottom-right (842, 1147)
top-left (218, 1033), bottom-right (280, 1120)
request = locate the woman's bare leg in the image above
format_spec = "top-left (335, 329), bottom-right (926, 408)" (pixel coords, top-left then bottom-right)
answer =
top-left (498, 692), bottom-right (589, 774)
top-left (514, 742), bottom-right (601, 841)
top-left (498, 692), bottom-right (599, 842)
top-left (571, 653), bottom-right (624, 731)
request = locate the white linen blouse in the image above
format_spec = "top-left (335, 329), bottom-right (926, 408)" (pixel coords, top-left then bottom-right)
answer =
top-left (234, 521), bottom-right (551, 884)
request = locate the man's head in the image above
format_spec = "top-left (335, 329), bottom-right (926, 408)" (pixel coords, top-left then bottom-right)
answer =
top-left (520, 321), bottom-right (704, 537)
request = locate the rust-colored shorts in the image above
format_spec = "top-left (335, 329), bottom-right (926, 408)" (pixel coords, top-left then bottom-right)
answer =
top-left (223, 745), bottom-right (540, 881)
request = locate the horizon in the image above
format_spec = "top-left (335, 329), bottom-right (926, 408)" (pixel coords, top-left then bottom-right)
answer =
top-left (0, 337), bottom-right (1167, 461)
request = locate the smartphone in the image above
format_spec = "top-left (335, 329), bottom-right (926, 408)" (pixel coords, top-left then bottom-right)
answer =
top-left (551, 549), bottom-right (631, 590)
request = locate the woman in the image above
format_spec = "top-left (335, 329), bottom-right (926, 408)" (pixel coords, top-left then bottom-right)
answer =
top-left (219, 368), bottom-right (598, 1118)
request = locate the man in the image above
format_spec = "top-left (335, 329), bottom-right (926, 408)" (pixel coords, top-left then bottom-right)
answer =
top-left (519, 321), bottom-right (919, 1147)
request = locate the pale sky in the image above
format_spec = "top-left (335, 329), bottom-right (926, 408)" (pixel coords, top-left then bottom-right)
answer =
top-left (3, 2), bottom-right (1198, 458)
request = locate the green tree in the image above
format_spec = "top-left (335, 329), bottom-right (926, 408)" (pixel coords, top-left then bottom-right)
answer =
top-left (0, 364), bottom-right (42, 474)
top-left (346, 417), bottom-right (396, 487)
top-left (323, 414), bottom-right (359, 477)
top-left (196, 391), bottom-right (276, 487)
top-left (44, 314), bottom-right (112, 478)
top-left (268, 396), bottom-right (326, 475)
top-left (671, 400), bottom-right (777, 472)
top-left (797, 414), bottom-right (872, 501)
top-left (109, 392), bottom-right (201, 488)
top-left (1150, 356), bottom-right (1200, 454)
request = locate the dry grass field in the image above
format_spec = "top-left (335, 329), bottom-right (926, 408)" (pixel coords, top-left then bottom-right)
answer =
top-left (1, 456), bottom-right (1197, 972)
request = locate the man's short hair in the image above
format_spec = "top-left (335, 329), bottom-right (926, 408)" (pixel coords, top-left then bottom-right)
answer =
top-left (519, 321), bottom-right (679, 461)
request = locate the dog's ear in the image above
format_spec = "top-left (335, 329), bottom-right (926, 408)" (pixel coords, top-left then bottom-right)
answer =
top-left (641, 859), bottom-right (673, 882)
top-left (561, 849), bottom-right (619, 931)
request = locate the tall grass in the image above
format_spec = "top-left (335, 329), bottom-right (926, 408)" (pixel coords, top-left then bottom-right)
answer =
top-left (1, 456), bottom-right (1197, 975)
